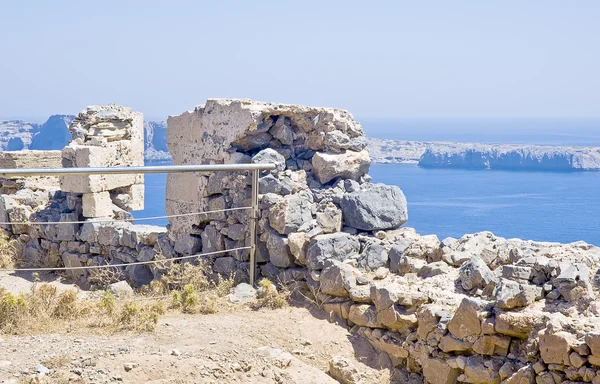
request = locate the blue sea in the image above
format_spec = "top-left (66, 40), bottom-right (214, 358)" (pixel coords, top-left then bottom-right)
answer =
top-left (134, 119), bottom-right (600, 246)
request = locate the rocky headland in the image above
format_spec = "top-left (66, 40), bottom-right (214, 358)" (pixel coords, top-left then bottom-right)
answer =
top-left (367, 138), bottom-right (600, 171)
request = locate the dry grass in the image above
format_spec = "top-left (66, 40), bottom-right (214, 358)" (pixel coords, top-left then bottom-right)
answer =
top-left (0, 260), bottom-right (239, 335)
top-left (251, 278), bottom-right (290, 310)
top-left (0, 231), bottom-right (19, 268)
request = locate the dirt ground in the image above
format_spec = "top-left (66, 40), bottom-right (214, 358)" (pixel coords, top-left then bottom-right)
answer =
top-left (0, 272), bottom-right (390, 384)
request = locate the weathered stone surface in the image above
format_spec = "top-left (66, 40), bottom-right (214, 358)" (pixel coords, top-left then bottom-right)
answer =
top-left (423, 358), bottom-right (460, 384)
top-left (459, 256), bottom-right (495, 291)
top-left (463, 356), bottom-right (501, 384)
top-left (494, 278), bottom-right (539, 309)
top-left (266, 231), bottom-right (294, 268)
top-left (341, 184), bottom-right (408, 231)
top-left (319, 260), bottom-right (359, 297)
top-left (360, 243), bottom-right (388, 270)
top-left (376, 306), bottom-right (417, 332)
top-left (539, 330), bottom-right (577, 365)
top-left (268, 192), bottom-right (313, 235)
top-left (388, 240), bottom-right (410, 273)
top-left (82, 192), bottom-right (113, 218)
top-left (251, 148), bottom-right (286, 173)
top-left (447, 297), bottom-right (490, 340)
top-left (315, 203), bottom-right (342, 234)
top-left (287, 232), bottom-right (309, 265)
top-left (305, 233), bottom-right (360, 270)
top-left (554, 263), bottom-right (594, 303)
top-left (347, 305), bottom-right (380, 328)
top-left (312, 150), bottom-right (370, 184)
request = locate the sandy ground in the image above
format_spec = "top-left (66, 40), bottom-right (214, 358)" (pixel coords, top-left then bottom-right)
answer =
top-left (0, 272), bottom-right (390, 384)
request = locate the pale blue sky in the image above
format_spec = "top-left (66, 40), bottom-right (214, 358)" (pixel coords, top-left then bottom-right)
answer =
top-left (1, 0), bottom-right (598, 121)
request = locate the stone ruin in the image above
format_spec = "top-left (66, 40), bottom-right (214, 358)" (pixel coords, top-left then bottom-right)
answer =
top-left (166, 99), bottom-right (600, 384)
top-left (2, 99), bottom-right (600, 383)
top-left (60, 104), bottom-right (145, 217)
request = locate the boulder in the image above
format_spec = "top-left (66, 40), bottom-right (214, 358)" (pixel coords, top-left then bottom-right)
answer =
top-left (311, 149), bottom-right (370, 184)
top-left (553, 263), bottom-right (594, 303)
top-left (458, 256), bottom-right (495, 291)
top-left (341, 184), bottom-right (407, 231)
top-left (447, 297), bottom-right (491, 340)
top-left (319, 260), bottom-right (359, 297)
top-left (539, 330), bottom-right (577, 365)
top-left (251, 148), bottom-right (286, 172)
top-left (266, 231), bottom-right (295, 268)
top-left (360, 243), bottom-right (388, 270)
top-left (493, 279), bottom-right (540, 309)
top-left (268, 192), bottom-right (313, 235)
top-left (305, 233), bottom-right (360, 270)
top-left (288, 232), bottom-right (309, 265)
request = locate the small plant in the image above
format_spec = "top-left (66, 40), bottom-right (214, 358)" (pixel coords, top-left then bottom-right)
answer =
top-left (251, 279), bottom-right (290, 310)
top-left (98, 290), bottom-right (116, 315)
top-left (0, 232), bottom-right (18, 268)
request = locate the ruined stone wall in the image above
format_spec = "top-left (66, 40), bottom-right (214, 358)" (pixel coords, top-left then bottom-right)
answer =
top-left (166, 99), bottom-right (600, 384)
top-left (60, 105), bottom-right (144, 218)
top-left (1, 106), bottom-right (167, 288)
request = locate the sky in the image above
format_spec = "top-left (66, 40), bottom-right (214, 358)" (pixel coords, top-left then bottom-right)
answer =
top-left (0, 1), bottom-right (599, 121)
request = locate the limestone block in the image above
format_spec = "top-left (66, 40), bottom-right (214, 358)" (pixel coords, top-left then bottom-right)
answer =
top-left (347, 304), bottom-right (381, 328)
top-left (312, 149), bottom-right (370, 184)
top-left (447, 297), bottom-right (492, 340)
top-left (423, 358), bottom-right (460, 384)
top-left (61, 174), bottom-right (138, 194)
top-left (82, 192), bottom-right (113, 218)
top-left (73, 146), bottom-right (117, 167)
top-left (127, 184), bottom-right (145, 211)
top-left (539, 330), bottom-right (577, 365)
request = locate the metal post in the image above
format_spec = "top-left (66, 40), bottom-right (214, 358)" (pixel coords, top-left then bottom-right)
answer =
top-left (249, 169), bottom-right (260, 286)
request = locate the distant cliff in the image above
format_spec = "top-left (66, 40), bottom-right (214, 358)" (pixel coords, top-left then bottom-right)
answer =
top-left (419, 142), bottom-right (600, 171)
top-left (366, 138), bottom-right (429, 164)
top-left (367, 138), bottom-right (600, 171)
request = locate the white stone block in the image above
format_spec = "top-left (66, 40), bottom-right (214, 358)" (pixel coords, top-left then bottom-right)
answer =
top-left (82, 192), bottom-right (113, 218)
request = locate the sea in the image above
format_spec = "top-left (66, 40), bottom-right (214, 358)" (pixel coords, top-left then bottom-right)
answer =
top-left (134, 119), bottom-right (600, 246)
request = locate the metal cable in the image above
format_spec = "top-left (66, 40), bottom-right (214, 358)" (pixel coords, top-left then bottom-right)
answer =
top-left (0, 246), bottom-right (251, 273)
top-left (0, 206), bottom-right (251, 226)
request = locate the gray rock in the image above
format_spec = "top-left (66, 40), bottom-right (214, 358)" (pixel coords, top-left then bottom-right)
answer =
top-left (78, 221), bottom-right (103, 243)
top-left (341, 184), bottom-right (408, 231)
top-left (57, 213), bottom-right (79, 241)
top-left (232, 132), bottom-right (272, 151)
top-left (126, 264), bottom-right (153, 287)
top-left (226, 223), bottom-right (247, 241)
top-left (554, 263), bottom-right (594, 303)
top-left (361, 243), bottom-right (388, 270)
top-left (251, 148), bottom-right (286, 172)
top-left (200, 226), bottom-right (223, 254)
top-left (266, 231), bottom-right (295, 268)
top-left (458, 256), bottom-right (495, 291)
top-left (98, 224), bottom-right (122, 246)
top-left (502, 265), bottom-right (532, 282)
top-left (323, 131), bottom-right (351, 152)
top-left (259, 174), bottom-right (285, 195)
top-left (268, 192), bottom-right (313, 235)
top-left (319, 259), bottom-right (358, 297)
top-left (418, 261), bottom-right (450, 279)
top-left (213, 256), bottom-right (238, 275)
top-left (389, 240), bottom-right (410, 273)
top-left (108, 281), bottom-right (134, 296)
top-left (229, 283), bottom-right (257, 303)
top-left (305, 233), bottom-right (360, 270)
top-left (62, 252), bottom-right (85, 277)
top-left (493, 278), bottom-right (540, 309)
top-left (137, 246), bottom-right (155, 262)
top-left (315, 203), bottom-right (342, 234)
top-left (396, 255), bottom-right (427, 276)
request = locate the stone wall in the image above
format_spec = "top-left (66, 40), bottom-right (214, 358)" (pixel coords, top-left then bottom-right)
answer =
top-left (166, 99), bottom-right (600, 384)
top-left (1, 106), bottom-right (167, 288)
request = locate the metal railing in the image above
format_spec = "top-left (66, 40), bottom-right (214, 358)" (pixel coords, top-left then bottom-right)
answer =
top-left (0, 163), bottom-right (276, 285)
